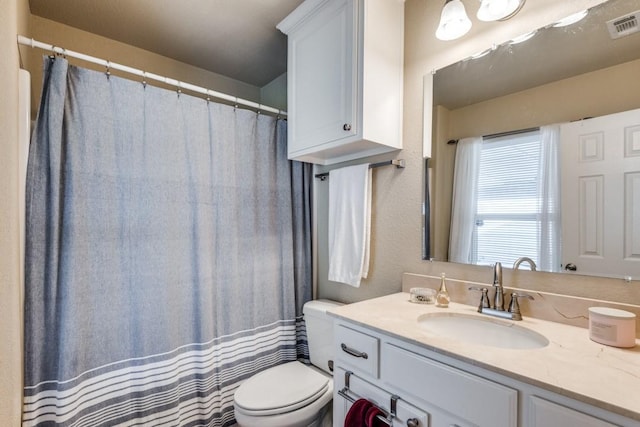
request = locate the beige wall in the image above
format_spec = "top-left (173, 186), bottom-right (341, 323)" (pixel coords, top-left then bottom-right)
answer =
top-left (316, 0), bottom-right (640, 305)
top-left (261, 72), bottom-right (288, 112)
top-left (447, 58), bottom-right (640, 140)
top-left (1, 0), bottom-right (30, 424)
top-left (25, 15), bottom-right (264, 119)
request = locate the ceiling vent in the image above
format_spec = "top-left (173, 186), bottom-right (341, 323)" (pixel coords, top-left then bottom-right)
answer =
top-left (607, 10), bottom-right (640, 39)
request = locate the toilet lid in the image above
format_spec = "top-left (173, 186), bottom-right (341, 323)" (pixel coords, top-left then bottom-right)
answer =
top-left (234, 361), bottom-right (330, 416)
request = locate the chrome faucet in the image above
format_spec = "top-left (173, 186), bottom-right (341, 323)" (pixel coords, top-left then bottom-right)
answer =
top-left (492, 262), bottom-right (504, 311)
top-left (513, 257), bottom-right (537, 271)
top-left (468, 262), bottom-right (534, 321)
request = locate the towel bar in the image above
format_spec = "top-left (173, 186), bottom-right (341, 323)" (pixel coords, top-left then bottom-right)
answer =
top-left (315, 159), bottom-right (405, 181)
top-left (338, 371), bottom-right (420, 427)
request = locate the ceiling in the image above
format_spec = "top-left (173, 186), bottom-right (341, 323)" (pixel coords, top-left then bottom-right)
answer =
top-left (434, 0), bottom-right (640, 109)
top-left (28, 0), bottom-right (304, 88)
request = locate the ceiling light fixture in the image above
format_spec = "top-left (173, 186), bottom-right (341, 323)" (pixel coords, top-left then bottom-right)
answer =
top-left (552, 10), bottom-right (588, 27)
top-left (436, 0), bottom-right (472, 41)
top-left (436, 0), bottom-right (526, 41)
top-left (477, 0), bottom-right (526, 22)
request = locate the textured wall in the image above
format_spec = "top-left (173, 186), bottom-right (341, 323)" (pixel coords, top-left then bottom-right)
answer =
top-left (316, 0), bottom-right (612, 304)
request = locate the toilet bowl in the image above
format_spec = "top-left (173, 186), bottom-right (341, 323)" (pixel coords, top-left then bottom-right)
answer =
top-left (233, 299), bottom-right (341, 427)
top-left (234, 361), bottom-right (333, 427)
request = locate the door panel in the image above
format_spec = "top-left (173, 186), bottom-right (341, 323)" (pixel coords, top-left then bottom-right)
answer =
top-left (561, 108), bottom-right (640, 278)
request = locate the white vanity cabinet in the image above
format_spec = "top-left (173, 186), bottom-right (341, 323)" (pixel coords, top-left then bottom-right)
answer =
top-left (332, 319), bottom-right (639, 427)
top-left (277, 0), bottom-right (404, 165)
top-left (333, 321), bottom-right (515, 427)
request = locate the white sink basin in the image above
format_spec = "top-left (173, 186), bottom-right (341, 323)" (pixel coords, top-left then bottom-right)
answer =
top-left (418, 312), bottom-right (549, 350)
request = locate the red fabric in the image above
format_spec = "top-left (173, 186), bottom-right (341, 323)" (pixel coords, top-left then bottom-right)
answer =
top-left (344, 398), bottom-right (373, 427)
top-left (365, 405), bottom-right (386, 427)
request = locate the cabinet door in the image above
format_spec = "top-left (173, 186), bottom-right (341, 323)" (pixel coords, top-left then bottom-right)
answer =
top-left (333, 368), bottom-right (430, 427)
top-left (529, 397), bottom-right (619, 427)
top-left (288, 0), bottom-right (356, 154)
top-left (382, 343), bottom-right (518, 427)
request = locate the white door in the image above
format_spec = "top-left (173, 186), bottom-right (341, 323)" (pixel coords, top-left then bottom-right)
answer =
top-left (560, 108), bottom-right (640, 279)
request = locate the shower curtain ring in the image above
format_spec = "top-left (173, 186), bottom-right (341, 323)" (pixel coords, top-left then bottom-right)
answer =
top-left (49, 45), bottom-right (57, 59)
top-left (105, 60), bottom-right (111, 79)
top-left (142, 71), bottom-right (147, 88)
top-left (177, 81), bottom-right (182, 97)
top-left (206, 89), bottom-right (211, 104)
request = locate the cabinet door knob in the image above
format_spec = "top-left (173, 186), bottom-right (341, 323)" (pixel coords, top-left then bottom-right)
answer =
top-left (343, 123), bottom-right (352, 131)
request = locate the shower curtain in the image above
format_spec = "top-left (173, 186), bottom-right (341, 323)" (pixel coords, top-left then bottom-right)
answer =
top-left (23, 57), bottom-right (312, 426)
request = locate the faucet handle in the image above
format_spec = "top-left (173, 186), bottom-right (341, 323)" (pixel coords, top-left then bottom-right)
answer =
top-left (508, 293), bottom-right (534, 320)
top-left (468, 286), bottom-right (491, 312)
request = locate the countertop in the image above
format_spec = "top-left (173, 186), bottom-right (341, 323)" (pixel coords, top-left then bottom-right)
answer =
top-left (328, 292), bottom-right (640, 421)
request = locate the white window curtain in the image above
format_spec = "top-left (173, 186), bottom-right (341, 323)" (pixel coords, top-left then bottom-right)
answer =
top-left (538, 124), bottom-right (562, 272)
top-left (449, 137), bottom-right (482, 263)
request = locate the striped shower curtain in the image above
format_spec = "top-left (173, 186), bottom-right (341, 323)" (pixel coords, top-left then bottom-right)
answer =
top-left (23, 57), bottom-right (312, 426)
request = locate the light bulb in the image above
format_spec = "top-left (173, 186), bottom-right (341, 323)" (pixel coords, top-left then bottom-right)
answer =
top-left (436, 0), bottom-right (472, 41)
top-left (477, 0), bottom-right (523, 22)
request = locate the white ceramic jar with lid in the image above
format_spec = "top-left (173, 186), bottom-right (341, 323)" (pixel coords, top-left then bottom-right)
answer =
top-left (588, 307), bottom-right (636, 348)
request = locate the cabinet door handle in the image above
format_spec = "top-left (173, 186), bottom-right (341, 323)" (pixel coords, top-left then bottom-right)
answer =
top-left (343, 123), bottom-right (352, 131)
top-left (341, 343), bottom-right (368, 359)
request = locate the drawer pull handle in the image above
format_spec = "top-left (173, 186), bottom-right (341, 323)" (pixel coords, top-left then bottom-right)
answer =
top-left (407, 419), bottom-right (420, 427)
top-left (341, 343), bottom-right (368, 359)
top-left (343, 123), bottom-right (352, 131)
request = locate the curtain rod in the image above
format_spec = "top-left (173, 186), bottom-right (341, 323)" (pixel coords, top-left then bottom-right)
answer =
top-left (447, 126), bottom-right (540, 144)
top-left (314, 159), bottom-right (405, 181)
top-left (17, 35), bottom-right (287, 117)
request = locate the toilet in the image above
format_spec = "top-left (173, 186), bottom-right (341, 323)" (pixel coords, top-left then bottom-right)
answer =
top-left (233, 299), bottom-right (342, 427)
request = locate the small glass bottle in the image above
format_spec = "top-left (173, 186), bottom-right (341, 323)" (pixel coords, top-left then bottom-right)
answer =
top-left (436, 272), bottom-right (450, 308)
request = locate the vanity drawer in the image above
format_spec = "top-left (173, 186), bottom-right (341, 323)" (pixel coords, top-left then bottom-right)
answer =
top-left (381, 343), bottom-right (517, 427)
top-left (335, 324), bottom-right (379, 378)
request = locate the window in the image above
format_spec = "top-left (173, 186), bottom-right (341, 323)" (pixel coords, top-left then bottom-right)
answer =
top-left (470, 130), bottom-right (560, 270)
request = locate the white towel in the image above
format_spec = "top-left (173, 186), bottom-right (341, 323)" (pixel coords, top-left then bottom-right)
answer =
top-left (328, 163), bottom-right (372, 287)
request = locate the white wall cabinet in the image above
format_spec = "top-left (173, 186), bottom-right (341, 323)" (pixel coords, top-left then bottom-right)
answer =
top-left (332, 319), bottom-right (639, 427)
top-left (277, 0), bottom-right (404, 165)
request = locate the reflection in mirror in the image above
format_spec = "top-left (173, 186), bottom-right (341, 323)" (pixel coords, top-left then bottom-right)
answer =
top-left (427, 0), bottom-right (640, 279)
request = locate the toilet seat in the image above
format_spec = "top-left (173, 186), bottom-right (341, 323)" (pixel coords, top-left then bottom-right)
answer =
top-left (234, 361), bottom-right (330, 416)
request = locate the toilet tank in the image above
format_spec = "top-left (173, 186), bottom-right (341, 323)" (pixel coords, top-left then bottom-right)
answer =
top-left (303, 299), bottom-right (343, 375)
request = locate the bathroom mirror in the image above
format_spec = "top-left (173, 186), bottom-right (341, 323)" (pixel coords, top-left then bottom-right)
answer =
top-left (425, 0), bottom-right (640, 278)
